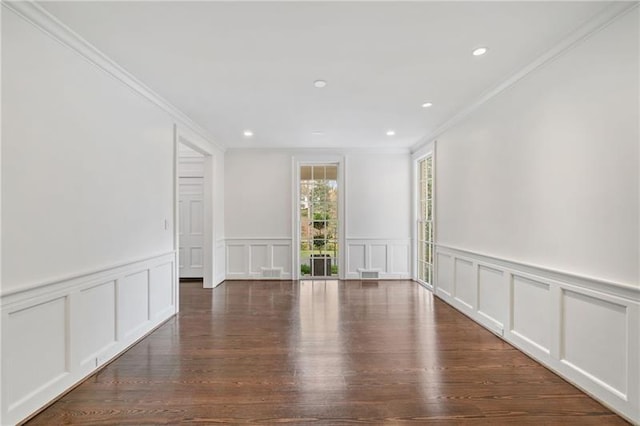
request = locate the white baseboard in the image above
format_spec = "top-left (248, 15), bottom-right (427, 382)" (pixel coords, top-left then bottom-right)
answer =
top-left (433, 245), bottom-right (639, 424)
top-left (0, 251), bottom-right (177, 425)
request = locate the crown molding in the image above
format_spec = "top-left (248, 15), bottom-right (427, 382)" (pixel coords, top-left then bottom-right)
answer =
top-left (227, 146), bottom-right (411, 155)
top-left (3, 1), bottom-right (227, 153)
top-left (410, 2), bottom-right (639, 154)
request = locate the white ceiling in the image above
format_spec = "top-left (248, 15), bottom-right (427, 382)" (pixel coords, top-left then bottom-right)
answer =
top-left (40, 1), bottom-right (611, 150)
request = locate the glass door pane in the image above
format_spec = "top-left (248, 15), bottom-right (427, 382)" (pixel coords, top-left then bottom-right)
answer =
top-left (300, 164), bottom-right (339, 278)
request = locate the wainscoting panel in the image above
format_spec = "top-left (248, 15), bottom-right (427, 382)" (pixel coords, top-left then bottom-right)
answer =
top-left (477, 265), bottom-right (507, 328)
top-left (117, 271), bottom-right (150, 341)
top-left (433, 245), bottom-right (640, 423)
top-left (347, 244), bottom-right (366, 275)
top-left (511, 274), bottom-right (551, 354)
top-left (453, 258), bottom-right (475, 311)
top-left (345, 239), bottom-right (411, 279)
top-left (226, 244), bottom-right (246, 277)
top-left (0, 251), bottom-right (177, 425)
top-left (77, 280), bottom-right (116, 369)
top-left (370, 244), bottom-right (387, 271)
top-left (3, 297), bottom-right (68, 418)
top-left (225, 238), bottom-right (411, 280)
top-left (435, 252), bottom-right (453, 297)
top-left (149, 262), bottom-right (174, 321)
top-left (561, 289), bottom-right (627, 397)
top-left (249, 245), bottom-right (269, 275)
top-left (390, 244), bottom-right (410, 275)
top-left (225, 239), bottom-right (293, 279)
top-left (272, 244), bottom-right (292, 275)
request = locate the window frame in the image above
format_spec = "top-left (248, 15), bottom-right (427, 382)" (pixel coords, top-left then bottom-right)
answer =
top-left (413, 143), bottom-right (436, 289)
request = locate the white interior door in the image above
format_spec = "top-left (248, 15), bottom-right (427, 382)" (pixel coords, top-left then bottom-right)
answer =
top-left (179, 177), bottom-right (204, 278)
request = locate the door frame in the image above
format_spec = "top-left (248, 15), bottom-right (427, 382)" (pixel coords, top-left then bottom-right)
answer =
top-left (292, 155), bottom-right (346, 280)
top-left (174, 124), bottom-right (217, 294)
top-left (178, 167), bottom-right (205, 279)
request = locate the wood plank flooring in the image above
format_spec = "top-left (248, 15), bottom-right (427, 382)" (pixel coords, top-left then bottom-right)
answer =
top-left (26, 280), bottom-right (627, 425)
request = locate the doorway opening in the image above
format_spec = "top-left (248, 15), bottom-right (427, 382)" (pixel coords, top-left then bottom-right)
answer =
top-left (299, 164), bottom-right (339, 278)
top-left (178, 144), bottom-right (205, 281)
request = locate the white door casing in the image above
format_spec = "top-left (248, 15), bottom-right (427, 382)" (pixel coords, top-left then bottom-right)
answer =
top-left (292, 155), bottom-right (346, 280)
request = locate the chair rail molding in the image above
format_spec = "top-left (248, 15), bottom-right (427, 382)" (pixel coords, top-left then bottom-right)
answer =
top-left (435, 244), bottom-right (639, 302)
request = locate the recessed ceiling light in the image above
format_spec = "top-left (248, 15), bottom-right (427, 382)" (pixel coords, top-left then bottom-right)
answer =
top-left (313, 80), bottom-right (327, 88)
top-left (312, 131), bottom-right (325, 136)
top-left (243, 130), bottom-right (253, 137)
top-left (421, 102), bottom-right (433, 108)
top-left (386, 130), bottom-right (396, 136)
top-left (472, 47), bottom-right (488, 56)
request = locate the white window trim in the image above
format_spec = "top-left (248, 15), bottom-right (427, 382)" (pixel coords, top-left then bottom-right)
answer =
top-left (412, 141), bottom-right (436, 290)
top-left (292, 155), bottom-right (346, 280)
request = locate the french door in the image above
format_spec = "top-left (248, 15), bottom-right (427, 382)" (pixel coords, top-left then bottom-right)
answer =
top-left (299, 164), bottom-right (339, 278)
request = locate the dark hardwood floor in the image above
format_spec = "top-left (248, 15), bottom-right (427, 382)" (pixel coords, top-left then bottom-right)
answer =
top-left (26, 280), bottom-right (627, 425)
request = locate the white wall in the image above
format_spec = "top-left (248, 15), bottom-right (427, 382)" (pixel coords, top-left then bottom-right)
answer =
top-left (225, 150), bottom-right (292, 239)
top-left (435, 8), bottom-right (639, 287)
top-left (0, 5), bottom-right (220, 424)
top-left (425, 8), bottom-right (639, 423)
top-left (2, 7), bottom-right (175, 293)
top-left (346, 153), bottom-right (411, 239)
top-left (224, 149), bottom-right (411, 279)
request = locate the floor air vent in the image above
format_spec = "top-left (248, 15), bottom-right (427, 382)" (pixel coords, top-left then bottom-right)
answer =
top-left (359, 270), bottom-right (380, 279)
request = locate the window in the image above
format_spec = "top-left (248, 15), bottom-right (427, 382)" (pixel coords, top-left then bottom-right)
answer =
top-left (417, 156), bottom-right (434, 284)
